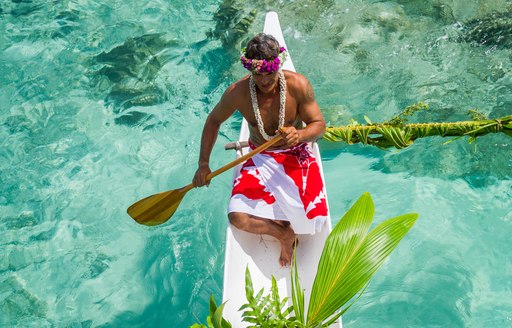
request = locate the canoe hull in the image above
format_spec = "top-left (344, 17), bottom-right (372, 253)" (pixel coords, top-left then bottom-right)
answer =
top-left (221, 11), bottom-right (340, 327)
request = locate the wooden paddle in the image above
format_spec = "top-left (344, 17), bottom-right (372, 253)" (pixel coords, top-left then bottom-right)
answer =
top-left (127, 135), bottom-right (283, 226)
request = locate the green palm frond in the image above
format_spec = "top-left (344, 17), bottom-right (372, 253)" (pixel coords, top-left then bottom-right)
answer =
top-left (193, 193), bottom-right (418, 328)
top-left (291, 249), bottom-right (305, 325)
top-left (324, 115), bottom-right (512, 149)
top-left (306, 193), bottom-right (418, 326)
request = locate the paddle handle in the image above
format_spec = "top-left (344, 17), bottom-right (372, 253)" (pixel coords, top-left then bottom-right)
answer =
top-left (206, 135), bottom-right (283, 181)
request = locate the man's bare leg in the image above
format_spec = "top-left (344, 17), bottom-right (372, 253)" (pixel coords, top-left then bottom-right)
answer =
top-left (228, 212), bottom-right (297, 266)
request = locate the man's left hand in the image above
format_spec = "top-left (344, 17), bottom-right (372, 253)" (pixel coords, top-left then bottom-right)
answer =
top-left (277, 127), bottom-right (301, 147)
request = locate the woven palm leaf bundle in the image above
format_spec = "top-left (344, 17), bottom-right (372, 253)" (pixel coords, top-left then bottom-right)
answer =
top-left (324, 106), bottom-right (511, 149)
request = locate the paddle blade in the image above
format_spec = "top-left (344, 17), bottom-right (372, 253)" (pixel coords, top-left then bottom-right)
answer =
top-left (127, 184), bottom-right (193, 226)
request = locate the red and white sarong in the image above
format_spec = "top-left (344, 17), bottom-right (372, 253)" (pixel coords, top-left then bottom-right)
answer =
top-left (228, 142), bottom-right (328, 235)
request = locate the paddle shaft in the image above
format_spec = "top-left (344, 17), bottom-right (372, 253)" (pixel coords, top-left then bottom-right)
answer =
top-left (181, 135), bottom-right (283, 190)
top-left (127, 135), bottom-right (284, 225)
top-left (206, 134), bottom-right (283, 182)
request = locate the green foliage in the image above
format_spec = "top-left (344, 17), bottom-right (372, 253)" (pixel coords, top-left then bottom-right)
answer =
top-left (375, 126), bottom-right (413, 148)
top-left (384, 101), bottom-right (429, 126)
top-left (291, 249), bottom-right (305, 325)
top-left (190, 193), bottom-right (418, 327)
top-left (467, 109), bottom-right (488, 121)
top-left (355, 126), bottom-right (371, 144)
top-left (306, 193), bottom-right (418, 326)
top-left (240, 267), bottom-right (302, 327)
top-left (190, 295), bottom-right (232, 328)
top-left (324, 109), bottom-right (512, 149)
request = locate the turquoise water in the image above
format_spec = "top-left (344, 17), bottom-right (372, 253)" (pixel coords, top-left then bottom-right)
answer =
top-left (1, 0), bottom-right (511, 327)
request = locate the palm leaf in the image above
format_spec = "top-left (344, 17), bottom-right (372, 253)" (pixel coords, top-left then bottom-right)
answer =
top-left (306, 193), bottom-right (418, 326)
top-left (355, 126), bottom-right (370, 144)
top-left (307, 192), bottom-right (374, 324)
top-left (291, 249), bottom-right (305, 325)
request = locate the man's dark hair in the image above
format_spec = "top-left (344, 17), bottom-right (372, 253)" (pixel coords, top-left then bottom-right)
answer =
top-left (245, 33), bottom-right (280, 60)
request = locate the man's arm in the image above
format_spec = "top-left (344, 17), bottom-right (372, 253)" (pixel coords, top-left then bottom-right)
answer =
top-left (279, 74), bottom-right (325, 146)
top-left (193, 85), bottom-right (238, 187)
top-left (296, 76), bottom-right (326, 141)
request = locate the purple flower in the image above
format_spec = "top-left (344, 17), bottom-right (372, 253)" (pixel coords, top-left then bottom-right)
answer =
top-left (240, 51), bottom-right (283, 73)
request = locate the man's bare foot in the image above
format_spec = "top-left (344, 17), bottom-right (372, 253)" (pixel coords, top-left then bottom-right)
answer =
top-left (279, 228), bottom-right (298, 267)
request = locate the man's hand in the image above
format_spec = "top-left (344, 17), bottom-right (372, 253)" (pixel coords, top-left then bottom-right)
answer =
top-left (193, 164), bottom-right (211, 187)
top-left (277, 126), bottom-right (301, 148)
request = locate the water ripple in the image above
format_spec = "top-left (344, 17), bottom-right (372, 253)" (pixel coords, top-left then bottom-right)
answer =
top-left (1, 1), bottom-right (511, 327)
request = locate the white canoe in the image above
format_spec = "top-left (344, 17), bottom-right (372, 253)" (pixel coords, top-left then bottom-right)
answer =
top-left (222, 12), bottom-right (341, 327)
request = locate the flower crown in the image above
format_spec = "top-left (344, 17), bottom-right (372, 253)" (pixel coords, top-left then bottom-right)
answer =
top-left (240, 47), bottom-right (287, 74)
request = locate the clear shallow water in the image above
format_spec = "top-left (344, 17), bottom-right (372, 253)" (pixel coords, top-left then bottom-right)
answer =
top-left (1, 0), bottom-right (511, 327)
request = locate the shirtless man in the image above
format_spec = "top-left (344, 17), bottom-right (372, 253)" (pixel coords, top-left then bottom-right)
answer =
top-left (193, 33), bottom-right (327, 266)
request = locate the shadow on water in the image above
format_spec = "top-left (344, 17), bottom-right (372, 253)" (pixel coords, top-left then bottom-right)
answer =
top-left (53, 9), bottom-right (81, 38)
top-left (353, 249), bottom-right (474, 327)
top-left (373, 135), bottom-right (512, 188)
top-left (2, 0), bottom-right (44, 18)
top-left (89, 2), bottom-right (260, 129)
top-left (0, 276), bottom-right (48, 327)
top-left (320, 132), bottom-right (511, 188)
top-left (196, 0), bottom-right (258, 94)
top-left (1, 0), bottom-right (80, 39)
top-left (90, 33), bottom-right (183, 129)
top-left (459, 11), bottom-right (512, 49)
top-left (394, 1), bottom-right (512, 50)
top-left (206, 0), bottom-right (257, 49)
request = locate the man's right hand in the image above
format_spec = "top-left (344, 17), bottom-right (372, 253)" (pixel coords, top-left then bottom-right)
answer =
top-left (193, 164), bottom-right (211, 187)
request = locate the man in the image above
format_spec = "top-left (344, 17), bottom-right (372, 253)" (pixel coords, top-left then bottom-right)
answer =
top-left (193, 33), bottom-right (328, 266)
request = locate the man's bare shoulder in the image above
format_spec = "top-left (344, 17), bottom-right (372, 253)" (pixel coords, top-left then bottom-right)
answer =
top-left (283, 70), bottom-right (306, 82)
top-left (215, 75), bottom-right (250, 110)
top-left (283, 70), bottom-right (314, 99)
top-left (223, 75), bottom-right (250, 99)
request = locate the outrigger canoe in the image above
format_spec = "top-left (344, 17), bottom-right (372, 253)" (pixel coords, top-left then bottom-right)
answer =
top-left (222, 12), bottom-right (341, 327)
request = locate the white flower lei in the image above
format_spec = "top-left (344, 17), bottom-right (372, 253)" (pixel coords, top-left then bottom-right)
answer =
top-left (249, 70), bottom-right (286, 141)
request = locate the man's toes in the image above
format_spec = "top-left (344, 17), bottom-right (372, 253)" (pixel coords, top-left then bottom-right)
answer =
top-left (279, 255), bottom-right (290, 267)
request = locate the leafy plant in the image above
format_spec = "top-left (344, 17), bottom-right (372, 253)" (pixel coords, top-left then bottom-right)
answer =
top-left (191, 192), bottom-right (418, 327)
top-left (240, 268), bottom-right (302, 327)
top-left (191, 295), bottom-right (232, 328)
